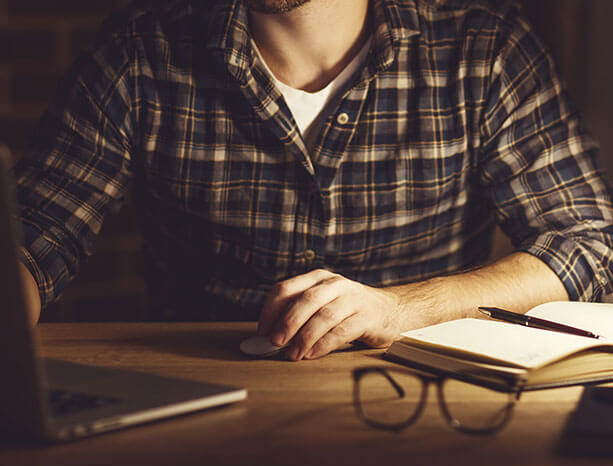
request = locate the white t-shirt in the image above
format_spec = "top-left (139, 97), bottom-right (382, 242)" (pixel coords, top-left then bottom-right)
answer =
top-left (252, 37), bottom-right (372, 143)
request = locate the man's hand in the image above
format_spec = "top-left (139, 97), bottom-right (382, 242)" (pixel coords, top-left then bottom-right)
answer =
top-left (257, 269), bottom-right (405, 360)
top-left (257, 253), bottom-right (570, 361)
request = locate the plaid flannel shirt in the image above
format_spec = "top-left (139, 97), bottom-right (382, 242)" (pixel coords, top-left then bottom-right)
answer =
top-left (14, 0), bottom-right (613, 320)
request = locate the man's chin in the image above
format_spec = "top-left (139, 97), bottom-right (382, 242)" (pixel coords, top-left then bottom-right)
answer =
top-left (242, 0), bottom-right (311, 14)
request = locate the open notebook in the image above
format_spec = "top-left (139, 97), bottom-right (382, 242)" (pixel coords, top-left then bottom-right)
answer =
top-left (386, 302), bottom-right (613, 391)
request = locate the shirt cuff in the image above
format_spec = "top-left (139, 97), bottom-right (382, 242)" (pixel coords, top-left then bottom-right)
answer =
top-left (17, 220), bottom-right (75, 309)
top-left (518, 232), bottom-right (611, 302)
top-left (17, 245), bottom-right (50, 309)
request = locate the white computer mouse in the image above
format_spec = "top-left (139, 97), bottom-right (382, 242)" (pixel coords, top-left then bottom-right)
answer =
top-left (240, 335), bottom-right (285, 358)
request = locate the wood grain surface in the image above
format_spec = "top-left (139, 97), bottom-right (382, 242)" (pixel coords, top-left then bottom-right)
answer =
top-left (0, 323), bottom-right (608, 466)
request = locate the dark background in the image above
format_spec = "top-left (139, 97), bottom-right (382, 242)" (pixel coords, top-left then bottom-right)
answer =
top-left (0, 0), bottom-right (611, 321)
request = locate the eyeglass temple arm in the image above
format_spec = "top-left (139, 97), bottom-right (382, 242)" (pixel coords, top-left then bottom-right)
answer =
top-left (353, 368), bottom-right (406, 397)
top-left (379, 369), bottom-right (405, 397)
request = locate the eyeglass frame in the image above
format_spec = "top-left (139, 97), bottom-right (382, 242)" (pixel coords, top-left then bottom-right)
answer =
top-left (352, 366), bottom-right (522, 435)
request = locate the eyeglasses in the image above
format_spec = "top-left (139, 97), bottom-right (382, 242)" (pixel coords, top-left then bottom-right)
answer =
top-left (352, 366), bottom-right (522, 435)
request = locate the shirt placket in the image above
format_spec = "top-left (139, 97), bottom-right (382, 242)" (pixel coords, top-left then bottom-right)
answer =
top-left (307, 82), bottom-right (373, 271)
top-left (234, 65), bottom-right (330, 276)
top-left (217, 16), bottom-right (376, 276)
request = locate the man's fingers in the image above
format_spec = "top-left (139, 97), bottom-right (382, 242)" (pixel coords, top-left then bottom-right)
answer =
top-left (257, 269), bottom-right (335, 336)
top-left (269, 275), bottom-right (345, 346)
top-left (286, 296), bottom-right (353, 360)
top-left (257, 289), bottom-right (294, 337)
top-left (303, 315), bottom-right (364, 360)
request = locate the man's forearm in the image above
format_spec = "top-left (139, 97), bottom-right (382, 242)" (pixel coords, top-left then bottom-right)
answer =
top-left (258, 251), bottom-right (570, 360)
top-left (18, 262), bottom-right (41, 326)
top-left (387, 252), bottom-right (570, 332)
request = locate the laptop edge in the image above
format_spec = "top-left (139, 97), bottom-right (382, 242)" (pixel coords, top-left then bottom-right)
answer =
top-left (0, 148), bottom-right (247, 442)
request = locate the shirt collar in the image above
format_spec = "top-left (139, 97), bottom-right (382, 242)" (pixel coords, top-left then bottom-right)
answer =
top-left (203, 0), bottom-right (422, 84)
top-left (203, 1), bottom-right (252, 83)
top-left (371, 0), bottom-right (422, 72)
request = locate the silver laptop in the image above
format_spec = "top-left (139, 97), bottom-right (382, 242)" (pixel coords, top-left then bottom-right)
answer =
top-left (0, 146), bottom-right (247, 442)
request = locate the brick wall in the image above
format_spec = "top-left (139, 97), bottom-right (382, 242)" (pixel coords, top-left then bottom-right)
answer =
top-left (0, 1), bottom-right (611, 321)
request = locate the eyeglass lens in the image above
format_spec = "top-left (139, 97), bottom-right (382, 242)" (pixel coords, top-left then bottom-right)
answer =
top-left (356, 368), bottom-right (516, 434)
top-left (357, 369), bottom-right (426, 428)
top-left (438, 378), bottom-right (516, 433)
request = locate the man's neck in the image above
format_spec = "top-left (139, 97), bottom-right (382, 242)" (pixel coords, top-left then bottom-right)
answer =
top-left (248, 0), bottom-right (370, 92)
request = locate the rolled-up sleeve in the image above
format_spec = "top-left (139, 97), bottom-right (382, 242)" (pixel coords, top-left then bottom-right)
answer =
top-left (479, 13), bottom-right (613, 301)
top-left (13, 26), bottom-right (135, 309)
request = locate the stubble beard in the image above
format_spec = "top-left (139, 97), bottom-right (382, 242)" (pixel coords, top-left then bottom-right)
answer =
top-left (241, 0), bottom-right (311, 14)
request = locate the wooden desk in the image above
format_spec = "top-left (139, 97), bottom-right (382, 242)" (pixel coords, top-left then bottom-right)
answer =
top-left (0, 323), bottom-right (607, 466)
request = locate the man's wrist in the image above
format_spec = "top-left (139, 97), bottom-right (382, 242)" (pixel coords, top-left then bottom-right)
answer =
top-left (18, 261), bottom-right (41, 325)
top-left (383, 276), bottom-right (450, 333)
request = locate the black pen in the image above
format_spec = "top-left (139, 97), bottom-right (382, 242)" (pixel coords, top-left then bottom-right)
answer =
top-left (477, 306), bottom-right (601, 339)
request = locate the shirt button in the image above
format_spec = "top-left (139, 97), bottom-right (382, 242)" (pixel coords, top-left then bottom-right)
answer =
top-left (336, 112), bottom-right (350, 125)
top-left (304, 249), bottom-right (316, 261)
